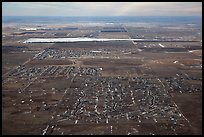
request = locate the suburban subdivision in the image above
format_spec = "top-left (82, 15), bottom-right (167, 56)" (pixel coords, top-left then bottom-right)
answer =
top-left (2, 16), bottom-right (202, 135)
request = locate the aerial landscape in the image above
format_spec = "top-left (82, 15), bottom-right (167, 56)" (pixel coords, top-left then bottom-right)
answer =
top-left (2, 2), bottom-right (202, 135)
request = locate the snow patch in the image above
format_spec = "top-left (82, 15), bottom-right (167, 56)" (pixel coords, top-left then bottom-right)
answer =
top-left (158, 43), bottom-right (165, 47)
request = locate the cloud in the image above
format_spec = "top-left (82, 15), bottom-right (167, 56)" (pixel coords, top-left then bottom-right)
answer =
top-left (2, 2), bottom-right (202, 16)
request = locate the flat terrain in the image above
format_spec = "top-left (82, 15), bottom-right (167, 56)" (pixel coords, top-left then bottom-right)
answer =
top-left (2, 22), bottom-right (202, 135)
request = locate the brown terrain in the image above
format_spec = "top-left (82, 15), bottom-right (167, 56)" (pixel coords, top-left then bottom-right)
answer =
top-left (2, 22), bottom-right (202, 135)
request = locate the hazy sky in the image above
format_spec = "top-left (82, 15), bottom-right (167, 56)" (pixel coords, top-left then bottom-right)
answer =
top-left (2, 2), bottom-right (202, 16)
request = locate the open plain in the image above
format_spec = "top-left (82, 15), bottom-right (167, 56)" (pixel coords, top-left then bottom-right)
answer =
top-left (2, 19), bottom-right (202, 135)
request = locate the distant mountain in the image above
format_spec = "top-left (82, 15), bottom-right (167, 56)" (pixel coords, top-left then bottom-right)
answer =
top-left (2, 16), bottom-right (202, 25)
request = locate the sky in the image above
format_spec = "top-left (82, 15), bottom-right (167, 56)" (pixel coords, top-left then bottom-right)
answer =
top-left (2, 2), bottom-right (202, 16)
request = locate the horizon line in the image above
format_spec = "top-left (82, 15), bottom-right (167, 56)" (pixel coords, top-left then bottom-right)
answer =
top-left (3, 15), bottom-right (202, 17)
